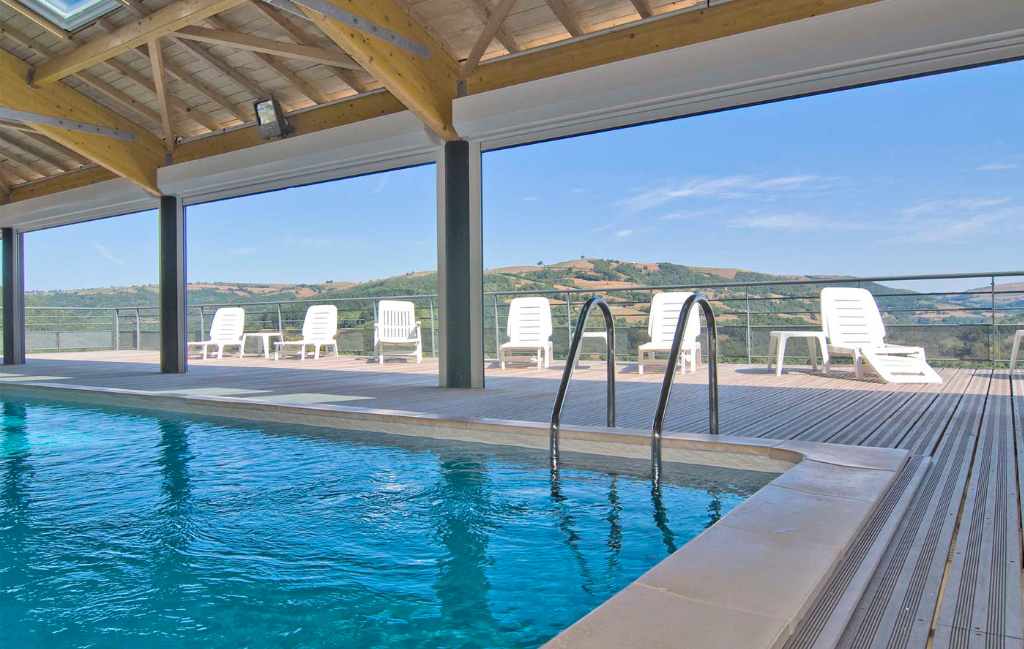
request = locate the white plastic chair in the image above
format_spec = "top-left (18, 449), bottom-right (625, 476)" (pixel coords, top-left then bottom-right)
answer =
top-left (820, 287), bottom-right (941, 384)
top-left (374, 300), bottom-right (422, 364)
top-left (187, 307), bottom-right (245, 359)
top-left (273, 305), bottom-right (338, 360)
top-left (638, 292), bottom-right (701, 375)
top-left (499, 297), bottom-right (553, 369)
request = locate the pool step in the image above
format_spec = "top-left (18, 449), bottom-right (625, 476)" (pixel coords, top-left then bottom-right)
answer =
top-left (784, 455), bottom-right (930, 649)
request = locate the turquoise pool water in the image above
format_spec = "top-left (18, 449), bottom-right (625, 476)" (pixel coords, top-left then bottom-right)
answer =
top-left (0, 397), bottom-right (775, 648)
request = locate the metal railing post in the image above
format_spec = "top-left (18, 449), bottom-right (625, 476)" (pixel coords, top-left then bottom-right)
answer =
top-left (565, 291), bottom-right (573, 359)
top-left (114, 309), bottom-right (120, 350)
top-left (135, 308), bottom-right (141, 351)
top-left (198, 307), bottom-right (205, 341)
top-left (492, 295), bottom-right (500, 357)
top-left (56, 309), bottom-right (61, 352)
top-left (277, 303), bottom-right (283, 333)
top-left (745, 286), bottom-right (751, 365)
top-left (429, 297), bottom-right (436, 358)
top-left (991, 275), bottom-right (996, 367)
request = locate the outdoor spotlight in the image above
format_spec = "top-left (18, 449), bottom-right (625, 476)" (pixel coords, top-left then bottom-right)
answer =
top-left (254, 97), bottom-right (293, 140)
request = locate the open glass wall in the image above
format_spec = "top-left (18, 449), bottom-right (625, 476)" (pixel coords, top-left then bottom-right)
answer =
top-left (22, 210), bottom-right (159, 356)
top-left (482, 61), bottom-right (1024, 370)
top-left (185, 164), bottom-right (437, 363)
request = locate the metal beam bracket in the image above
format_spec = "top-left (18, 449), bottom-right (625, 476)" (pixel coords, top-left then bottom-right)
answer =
top-left (260, 0), bottom-right (431, 59)
top-left (0, 107), bottom-right (138, 141)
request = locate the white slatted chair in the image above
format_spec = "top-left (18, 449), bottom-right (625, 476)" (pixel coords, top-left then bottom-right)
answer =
top-left (273, 305), bottom-right (338, 360)
top-left (820, 287), bottom-right (942, 384)
top-left (188, 307), bottom-right (245, 359)
top-left (499, 297), bottom-right (553, 369)
top-left (374, 300), bottom-right (422, 364)
top-left (638, 292), bottom-right (701, 375)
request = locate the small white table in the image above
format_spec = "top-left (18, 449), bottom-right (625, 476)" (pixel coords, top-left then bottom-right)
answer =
top-left (240, 332), bottom-right (284, 359)
top-left (767, 331), bottom-right (829, 376)
top-left (1010, 330), bottom-right (1023, 373)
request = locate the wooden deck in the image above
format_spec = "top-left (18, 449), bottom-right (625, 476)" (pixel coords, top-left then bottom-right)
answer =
top-left (2, 351), bottom-right (1022, 649)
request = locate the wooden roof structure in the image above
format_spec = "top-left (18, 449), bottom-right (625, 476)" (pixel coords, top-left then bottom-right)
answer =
top-left (0, 0), bottom-right (883, 204)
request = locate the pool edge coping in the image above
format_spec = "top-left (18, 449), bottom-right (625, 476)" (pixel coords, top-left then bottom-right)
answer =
top-left (0, 380), bottom-right (910, 649)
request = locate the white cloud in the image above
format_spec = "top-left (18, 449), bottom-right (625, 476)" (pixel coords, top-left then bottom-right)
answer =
top-left (888, 205), bottom-right (1022, 243)
top-left (615, 229), bottom-right (633, 237)
top-left (371, 176), bottom-right (388, 194)
top-left (88, 239), bottom-right (125, 266)
top-left (588, 223), bottom-right (617, 234)
top-left (522, 196), bottom-right (538, 202)
top-left (284, 236), bottom-right (356, 250)
top-left (725, 213), bottom-right (868, 232)
top-left (615, 174), bottom-right (839, 213)
top-left (227, 247), bottom-right (257, 256)
top-left (977, 163), bottom-right (1019, 171)
top-left (900, 197), bottom-right (1011, 216)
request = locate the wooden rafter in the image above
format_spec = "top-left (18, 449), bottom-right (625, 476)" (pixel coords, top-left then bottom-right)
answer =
top-left (246, 0), bottom-right (370, 94)
top-left (174, 25), bottom-right (361, 69)
top-left (0, 126), bottom-right (91, 166)
top-left (544, 0), bottom-right (584, 38)
top-left (467, 0), bottom-right (520, 54)
top-left (467, 0), bottom-right (887, 94)
top-left (148, 38), bottom-right (176, 153)
top-left (629, 0), bottom-right (653, 20)
top-left (102, 57), bottom-right (223, 132)
top-left (297, 0), bottom-right (460, 140)
top-left (0, 171), bottom-right (10, 204)
top-left (461, 0), bottom-right (518, 79)
top-left (140, 45), bottom-right (253, 123)
top-left (1, 49), bottom-right (165, 194)
top-left (0, 146), bottom-right (51, 176)
top-left (30, 0), bottom-right (248, 85)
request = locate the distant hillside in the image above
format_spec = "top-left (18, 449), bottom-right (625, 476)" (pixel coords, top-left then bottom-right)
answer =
top-left (20, 258), bottom-right (1019, 328)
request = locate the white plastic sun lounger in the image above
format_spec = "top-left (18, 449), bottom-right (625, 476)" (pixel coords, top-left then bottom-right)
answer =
top-left (499, 297), bottom-right (553, 369)
top-left (187, 307), bottom-right (245, 359)
top-left (638, 291), bottom-right (701, 375)
top-left (374, 300), bottom-right (422, 364)
top-left (273, 304), bottom-right (339, 360)
top-left (820, 287), bottom-right (942, 384)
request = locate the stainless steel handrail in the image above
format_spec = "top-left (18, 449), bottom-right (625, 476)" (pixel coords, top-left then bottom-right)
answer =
top-left (651, 293), bottom-right (719, 483)
top-left (549, 296), bottom-right (616, 471)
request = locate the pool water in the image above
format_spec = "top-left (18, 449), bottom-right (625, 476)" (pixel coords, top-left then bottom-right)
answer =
top-left (0, 397), bottom-right (775, 648)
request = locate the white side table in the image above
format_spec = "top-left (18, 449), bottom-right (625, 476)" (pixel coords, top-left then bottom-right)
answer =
top-left (240, 332), bottom-right (284, 359)
top-left (767, 331), bottom-right (829, 376)
top-left (1010, 330), bottom-right (1023, 373)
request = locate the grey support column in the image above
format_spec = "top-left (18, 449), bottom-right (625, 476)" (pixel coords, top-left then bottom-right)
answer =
top-left (436, 140), bottom-right (484, 388)
top-left (2, 228), bottom-right (26, 365)
top-left (159, 196), bottom-right (187, 374)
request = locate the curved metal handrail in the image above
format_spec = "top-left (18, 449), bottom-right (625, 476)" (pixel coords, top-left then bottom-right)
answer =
top-left (651, 293), bottom-right (719, 483)
top-left (550, 296), bottom-right (616, 471)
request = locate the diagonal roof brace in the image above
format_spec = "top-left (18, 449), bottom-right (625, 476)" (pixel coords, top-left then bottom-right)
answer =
top-left (259, 0), bottom-right (431, 59)
top-left (0, 107), bottom-right (138, 141)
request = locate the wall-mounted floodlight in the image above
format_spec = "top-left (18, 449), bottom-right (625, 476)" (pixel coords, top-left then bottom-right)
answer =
top-left (254, 98), bottom-right (293, 140)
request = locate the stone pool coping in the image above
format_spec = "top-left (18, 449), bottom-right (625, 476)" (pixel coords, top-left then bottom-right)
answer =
top-left (1, 380), bottom-right (909, 649)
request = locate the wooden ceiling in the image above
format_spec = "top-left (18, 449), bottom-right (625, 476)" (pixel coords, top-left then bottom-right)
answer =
top-left (0, 0), bottom-right (880, 203)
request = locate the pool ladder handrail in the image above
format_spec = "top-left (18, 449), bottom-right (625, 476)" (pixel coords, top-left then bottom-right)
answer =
top-left (651, 293), bottom-right (719, 483)
top-left (550, 296), bottom-right (616, 471)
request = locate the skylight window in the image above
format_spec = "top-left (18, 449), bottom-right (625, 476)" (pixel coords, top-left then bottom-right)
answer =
top-left (20, 0), bottom-right (122, 31)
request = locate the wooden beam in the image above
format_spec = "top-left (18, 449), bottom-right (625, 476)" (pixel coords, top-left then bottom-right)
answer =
top-left (0, 126), bottom-right (91, 165)
top-left (467, 0), bottom-right (887, 94)
top-left (628, 0), bottom-right (653, 20)
top-left (1, 49), bottom-right (164, 195)
top-left (296, 0), bottom-right (459, 140)
top-left (10, 90), bottom-right (406, 202)
top-left (148, 39), bottom-right (176, 153)
top-left (30, 0), bottom-right (247, 85)
top-left (0, 0), bottom-right (73, 41)
top-left (174, 25), bottom-right (361, 69)
top-left (246, 0), bottom-right (371, 94)
top-left (467, 0), bottom-right (520, 53)
top-left (461, 0), bottom-right (518, 79)
top-left (0, 171), bottom-right (10, 204)
top-left (0, 153), bottom-right (45, 179)
top-left (0, 147), bottom-right (51, 176)
top-left (544, 0), bottom-right (584, 38)
top-left (141, 45), bottom-right (253, 123)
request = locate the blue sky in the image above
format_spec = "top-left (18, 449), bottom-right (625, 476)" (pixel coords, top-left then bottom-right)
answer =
top-left (23, 60), bottom-right (1023, 292)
